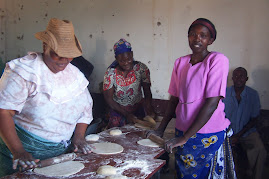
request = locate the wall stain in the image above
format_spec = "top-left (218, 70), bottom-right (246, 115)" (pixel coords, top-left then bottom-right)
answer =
top-left (20, 5), bottom-right (23, 10)
top-left (36, 21), bottom-right (38, 23)
top-left (157, 22), bottom-right (161, 26)
top-left (59, 0), bottom-right (61, 3)
top-left (110, 49), bottom-right (112, 52)
top-left (126, 33), bottom-right (129, 37)
top-left (17, 35), bottom-right (24, 40)
top-left (89, 34), bottom-right (93, 38)
top-left (156, 90), bottom-right (159, 93)
top-left (14, 20), bottom-right (17, 24)
top-left (101, 31), bottom-right (104, 33)
top-left (45, 13), bottom-right (48, 17)
top-left (148, 61), bottom-right (151, 64)
top-left (1, 51), bottom-right (4, 55)
top-left (1, 32), bottom-right (4, 35)
top-left (18, 17), bottom-right (21, 21)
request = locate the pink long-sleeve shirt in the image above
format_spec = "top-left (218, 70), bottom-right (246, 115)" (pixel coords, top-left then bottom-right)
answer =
top-left (168, 52), bottom-right (230, 133)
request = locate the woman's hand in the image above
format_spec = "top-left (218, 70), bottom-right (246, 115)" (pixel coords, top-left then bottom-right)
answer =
top-left (72, 138), bottom-right (93, 154)
top-left (126, 114), bottom-right (137, 124)
top-left (145, 129), bottom-right (164, 138)
top-left (149, 112), bottom-right (157, 120)
top-left (230, 135), bottom-right (240, 146)
top-left (165, 136), bottom-right (188, 153)
top-left (12, 150), bottom-right (39, 170)
top-left (0, 109), bottom-right (40, 171)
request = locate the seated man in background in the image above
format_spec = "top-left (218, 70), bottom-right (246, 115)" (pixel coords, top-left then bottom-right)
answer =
top-left (223, 67), bottom-right (267, 179)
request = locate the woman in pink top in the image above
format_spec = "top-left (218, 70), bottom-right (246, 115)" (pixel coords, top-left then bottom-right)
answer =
top-left (148, 18), bottom-right (236, 178)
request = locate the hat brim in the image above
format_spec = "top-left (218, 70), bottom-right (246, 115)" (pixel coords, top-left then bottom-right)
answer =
top-left (35, 31), bottom-right (82, 58)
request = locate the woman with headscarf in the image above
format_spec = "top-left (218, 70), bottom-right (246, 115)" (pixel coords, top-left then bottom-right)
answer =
top-left (147, 18), bottom-right (236, 178)
top-left (0, 18), bottom-right (93, 177)
top-left (103, 39), bottom-right (156, 129)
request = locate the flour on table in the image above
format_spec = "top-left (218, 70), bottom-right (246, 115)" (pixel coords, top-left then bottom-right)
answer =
top-left (97, 165), bottom-right (117, 176)
top-left (137, 139), bottom-right (160, 147)
top-left (91, 142), bottom-right (124, 154)
top-left (34, 161), bottom-right (84, 177)
top-left (106, 174), bottom-right (128, 179)
top-left (116, 160), bottom-right (160, 178)
top-left (85, 134), bottom-right (100, 141)
top-left (110, 129), bottom-right (122, 136)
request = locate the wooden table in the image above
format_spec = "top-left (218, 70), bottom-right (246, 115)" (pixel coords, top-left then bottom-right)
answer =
top-left (3, 125), bottom-right (165, 179)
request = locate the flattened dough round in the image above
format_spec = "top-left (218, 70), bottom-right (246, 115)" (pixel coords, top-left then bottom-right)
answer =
top-left (97, 165), bottom-right (116, 176)
top-left (34, 161), bottom-right (84, 177)
top-left (137, 139), bottom-right (160, 147)
top-left (85, 134), bottom-right (100, 141)
top-left (91, 142), bottom-right (124, 154)
top-left (110, 129), bottom-right (122, 136)
top-left (106, 174), bottom-right (128, 179)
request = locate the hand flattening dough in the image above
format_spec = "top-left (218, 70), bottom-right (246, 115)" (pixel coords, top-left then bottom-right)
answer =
top-left (137, 139), bottom-right (161, 147)
top-left (85, 134), bottom-right (100, 141)
top-left (91, 142), bottom-right (124, 154)
top-left (34, 161), bottom-right (84, 177)
top-left (110, 129), bottom-right (122, 136)
top-left (97, 165), bottom-right (117, 176)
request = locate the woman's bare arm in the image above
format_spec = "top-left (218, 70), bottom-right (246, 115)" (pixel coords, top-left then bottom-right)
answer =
top-left (0, 109), bottom-right (39, 169)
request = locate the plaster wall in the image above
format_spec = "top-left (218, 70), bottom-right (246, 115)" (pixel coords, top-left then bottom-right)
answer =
top-left (0, 0), bottom-right (269, 109)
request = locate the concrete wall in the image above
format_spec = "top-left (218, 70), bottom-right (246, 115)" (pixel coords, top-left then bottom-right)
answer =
top-left (0, 0), bottom-right (269, 109)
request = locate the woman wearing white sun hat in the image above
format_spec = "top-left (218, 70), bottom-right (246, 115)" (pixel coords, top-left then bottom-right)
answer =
top-left (0, 18), bottom-right (93, 177)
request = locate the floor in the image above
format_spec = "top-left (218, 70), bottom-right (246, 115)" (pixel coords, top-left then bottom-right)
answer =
top-left (160, 152), bottom-right (175, 179)
top-left (157, 117), bottom-right (176, 179)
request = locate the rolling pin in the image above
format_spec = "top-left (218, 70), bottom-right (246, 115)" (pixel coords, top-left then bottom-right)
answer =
top-left (143, 131), bottom-right (165, 148)
top-left (37, 152), bottom-right (77, 168)
top-left (20, 153), bottom-right (77, 172)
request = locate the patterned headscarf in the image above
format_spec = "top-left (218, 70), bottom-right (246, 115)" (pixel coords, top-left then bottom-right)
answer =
top-left (113, 38), bottom-right (132, 56)
top-left (188, 18), bottom-right (217, 41)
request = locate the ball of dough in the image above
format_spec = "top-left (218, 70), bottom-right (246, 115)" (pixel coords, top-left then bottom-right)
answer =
top-left (106, 174), bottom-right (128, 179)
top-left (109, 129), bottom-right (122, 136)
top-left (85, 134), bottom-right (99, 141)
top-left (97, 165), bottom-right (117, 176)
